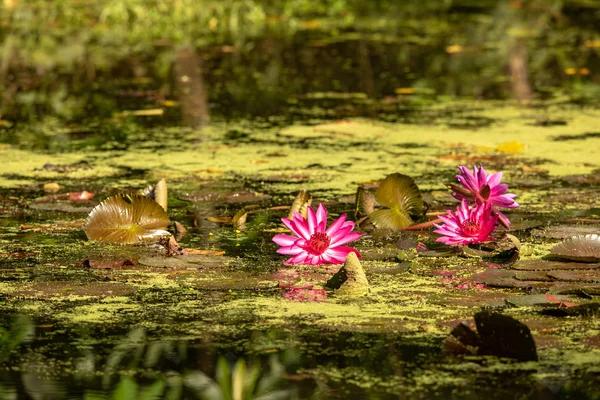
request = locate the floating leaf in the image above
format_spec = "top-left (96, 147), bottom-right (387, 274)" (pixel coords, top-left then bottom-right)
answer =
top-left (326, 252), bottom-right (369, 296)
top-left (83, 194), bottom-right (170, 244)
top-left (354, 187), bottom-right (375, 218)
top-left (154, 179), bottom-right (168, 211)
top-left (368, 173), bottom-right (424, 230)
top-left (550, 234), bottom-right (600, 262)
top-left (140, 179), bottom-right (168, 211)
top-left (474, 311), bottom-right (538, 361)
top-left (289, 190), bottom-right (312, 219)
top-left (232, 205), bottom-right (260, 229)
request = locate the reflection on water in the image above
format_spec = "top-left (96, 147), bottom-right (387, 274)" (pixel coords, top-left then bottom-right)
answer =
top-left (0, 0), bottom-right (599, 128)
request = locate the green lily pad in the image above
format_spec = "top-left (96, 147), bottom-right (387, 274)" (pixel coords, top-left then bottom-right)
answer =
top-left (368, 173), bottom-right (424, 230)
top-left (83, 194), bottom-right (170, 244)
top-left (505, 294), bottom-right (580, 307)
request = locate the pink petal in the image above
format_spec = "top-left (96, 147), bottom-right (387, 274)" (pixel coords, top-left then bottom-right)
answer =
top-left (292, 213), bottom-right (312, 240)
top-left (326, 214), bottom-right (347, 236)
top-left (327, 246), bottom-right (360, 260)
top-left (306, 206), bottom-right (317, 234)
top-left (330, 231), bottom-right (362, 247)
top-left (315, 204), bottom-right (327, 230)
top-left (286, 252), bottom-right (310, 264)
top-left (328, 225), bottom-right (353, 245)
top-left (281, 218), bottom-right (303, 239)
top-left (487, 171), bottom-right (502, 187)
top-left (277, 246), bottom-right (305, 255)
top-left (272, 234), bottom-right (300, 247)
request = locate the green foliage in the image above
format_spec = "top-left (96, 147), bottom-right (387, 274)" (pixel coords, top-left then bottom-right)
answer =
top-left (368, 173), bottom-right (425, 230)
top-left (0, 315), bottom-right (34, 363)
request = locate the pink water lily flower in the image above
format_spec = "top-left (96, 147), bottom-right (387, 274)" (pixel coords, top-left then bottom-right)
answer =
top-left (434, 200), bottom-right (499, 246)
top-left (451, 165), bottom-right (519, 228)
top-left (273, 203), bottom-right (362, 265)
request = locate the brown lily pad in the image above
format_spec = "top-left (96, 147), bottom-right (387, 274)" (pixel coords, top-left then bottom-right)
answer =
top-left (532, 225), bottom-right (600, 239)
top-left (550, 284), bottom-right (600, 295)
top-left (511, 260), bottom-right (600, 271)
top-left (514, 271), bottom-right (554, 282)
top-left (546, 270), bottom-right (600, 283)
top-left (470, 269), bottom-right (549, 289)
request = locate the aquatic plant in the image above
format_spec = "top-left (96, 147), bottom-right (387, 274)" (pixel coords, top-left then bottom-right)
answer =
top-left (273, 203), bottom-right (362, 265)
top-left (434, 200), bottom-right (499, 246)
top-left (367, 173), bottom-right (425, 230)
top-left (448, 165), bottom-right (519, 228)
top-left (83, 194), bottom-right (170, 243)
top-left (550, 234), bottom-right (600, 262)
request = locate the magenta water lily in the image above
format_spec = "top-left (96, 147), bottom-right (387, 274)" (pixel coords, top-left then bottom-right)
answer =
top-left (449, 165), bottom-right (519, 228)
top-left (434, 200), bottom-right (499, 246)
top-left (273, 203), bottom-right (362, 265)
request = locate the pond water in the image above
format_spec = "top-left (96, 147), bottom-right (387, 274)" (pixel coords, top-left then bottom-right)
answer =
top-left (1, 1), bottom-right (600, 399)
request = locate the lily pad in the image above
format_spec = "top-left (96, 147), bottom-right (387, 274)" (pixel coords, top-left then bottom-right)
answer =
top-left (326, 252), bottom-right (369, 297)
top-left (550, 234), bottom-right (600, 263)
top-left (474, 311), bottom-right (538, 362)
top-left (470, 269), bottom-right (549, 290)
top-left (546, 270), bottom-right (600, 283)
top-left (140, 179), bottom-right (168, 211)
top-left (532, 225), bottom-right (600, 240)
top-left (514, 271), bottom-right (554, 282)
top-left (83, 194), bottom-right (170, 244)
top-left (511, 260), bottom-right (600, 271)
top-left (505, 294), bottom-right (580, 308)
top-left (368, 173), bottom-right (424, 230)
top-left (289, 190), bottom-right (312, 219)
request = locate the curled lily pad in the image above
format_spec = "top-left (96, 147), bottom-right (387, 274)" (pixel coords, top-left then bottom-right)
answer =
top-left (354, 187), bottom-right (375, 218)
top-left (288, 190), bottom-right (312, 219)
top-left (368, 173), bottom-right (424, 230)
top-left (83, 194), bottom-right (170, 244)
top-left (326, 252), bottom-right (369, 297)
top-left (140, 179), bottom-right (168, 211)
top-left (550, 234), bottom-right (600, 262)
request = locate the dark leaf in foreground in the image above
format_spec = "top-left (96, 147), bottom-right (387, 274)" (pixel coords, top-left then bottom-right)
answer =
top-left (541, 303), bottom-right (600, 317)
top-left (368, 173), bottom-right (424, 230)
top-left (475, 311), bottom-right (538, 361)
top-left (83, 194), bottom-right (170, 243)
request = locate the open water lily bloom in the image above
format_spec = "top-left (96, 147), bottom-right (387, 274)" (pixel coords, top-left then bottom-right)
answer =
top-left (454, 165), bottom-right (519, 208)
top-left (273, 203), bottom-right (362, 265)
top-left (434, 200), bottom-right (499, 246)
top-left (453, 165), bottom-right (519, 228)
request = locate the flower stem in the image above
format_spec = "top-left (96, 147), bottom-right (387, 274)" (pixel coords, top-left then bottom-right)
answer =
top-left (401, 217), bottom-right (443, 231)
